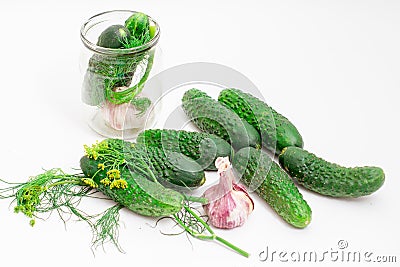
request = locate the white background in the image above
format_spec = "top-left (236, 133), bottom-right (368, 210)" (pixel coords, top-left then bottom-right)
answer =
top-left (0, 0), bottom-right (399, 266)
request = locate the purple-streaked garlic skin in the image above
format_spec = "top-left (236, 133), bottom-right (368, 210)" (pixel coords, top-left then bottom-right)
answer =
top-left (101, 99), bottom-right (147, 130)
top-left (203, 157), bottom-right (254, 229)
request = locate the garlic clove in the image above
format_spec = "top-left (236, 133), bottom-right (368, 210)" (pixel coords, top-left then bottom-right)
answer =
top-left (101, 93), bottom-right (151, 130)
top-left (202, 157), bottom-right (254, 229)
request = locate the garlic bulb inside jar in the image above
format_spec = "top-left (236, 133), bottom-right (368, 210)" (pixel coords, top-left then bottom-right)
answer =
top-left (101, 92), bottom-right (151, 130)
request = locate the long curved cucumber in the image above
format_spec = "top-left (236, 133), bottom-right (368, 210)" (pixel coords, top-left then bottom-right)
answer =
top-left (181, 88), bottom-right (261, 150)
top-left (218, 88), bottom-right (303, 154)
top-left (279, 147), bottom-right (385, 197)
top-left (232, 147), bottom-right (311, 228)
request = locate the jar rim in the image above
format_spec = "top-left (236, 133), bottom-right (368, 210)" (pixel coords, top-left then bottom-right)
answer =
top-left (80, 10), bottom-right (160, 55)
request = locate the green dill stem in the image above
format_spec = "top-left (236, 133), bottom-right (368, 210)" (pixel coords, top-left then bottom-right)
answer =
top-left (97, 144), bottom-right (159, 184)
top-left (109, 50), bottom-right (155, 104)
top-left (215, 236), bottom-right (250, 258)
top-left (173, 213), bottom-right (213, 240)
top-left (184, 205), bottom-right (213, 234)
top-left (46, 179), bottom-right (83, 189)
top-left (184, 195), bottom-right (208, 204)
top-left (125, 154), bottom-right (158, 184)
top-left (133, 161), bottom-right (158, 184)
top-left (175, 205), bottom-right (250, 258)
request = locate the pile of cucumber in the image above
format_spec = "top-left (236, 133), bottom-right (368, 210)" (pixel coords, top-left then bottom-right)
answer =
top-left (136, 87), bottom-right (385, 228)
top-left (0, 87), bottom-right (385, 256)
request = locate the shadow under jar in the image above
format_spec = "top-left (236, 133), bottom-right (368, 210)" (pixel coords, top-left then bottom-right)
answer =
top-left (80, 10), bottom-right (162, 139)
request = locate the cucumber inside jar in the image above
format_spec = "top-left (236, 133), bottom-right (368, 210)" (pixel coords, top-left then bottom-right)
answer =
top-left (97, 24), bottom-right (131, 49)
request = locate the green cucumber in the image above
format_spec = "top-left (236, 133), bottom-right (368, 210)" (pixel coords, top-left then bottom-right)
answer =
top-left (125, 12), bottom-right (150, 39)
top-left (136, 129), bottom-right (233, 171)
top-left (232, 147), bottom-right (311, 228)
top-left (218, 88), bottom-right (304, 154)
top-left (97, 25), bottom-right (131, 49)
top-left (132, 144), bottom-right (206, 189)
top-left (181, 88), bottom-right (261, 150)
top-left (279, 147), bottom-right (385, 198)
top-left (80, 156), bottom-right (184, 216)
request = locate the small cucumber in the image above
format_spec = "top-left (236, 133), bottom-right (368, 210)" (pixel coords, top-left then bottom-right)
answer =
top-left (218, 88), bottom-right (304, 154)
top-left (97, 24), bottom-right (131, 49)
top-left (182, 88), bottom-right (261, 150)
top-left (80, 156), bottom-right (184, 216)
top-left (279, 147), bottom-right (385, 198)
top-left (136, 129), bottom-right (233, 171)
top-left (232, 147), bottom-right (311, 228)
top-left (125, 12), bottom-right (150, 39)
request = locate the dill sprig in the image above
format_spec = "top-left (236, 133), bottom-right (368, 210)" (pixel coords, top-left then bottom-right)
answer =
top-left (104, 50), bottom-right (155, 105)
top-left (0, 169), bottom-right (93, 226)
top-left (174, 204), bottom-right (250, 258)
top-left (91, 204), bottom-right (124, 253)
top-left (84, 139), bottom-right (158, 183)
top-left (0, 169), bottom-right (125, 250)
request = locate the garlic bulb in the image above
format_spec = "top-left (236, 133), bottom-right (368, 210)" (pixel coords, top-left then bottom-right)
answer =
top-left (101, 93), bottom-right (151, 130)
top-left (202, 157), bottom-right (254, 229)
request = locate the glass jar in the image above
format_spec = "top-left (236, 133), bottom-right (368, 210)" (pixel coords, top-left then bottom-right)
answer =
top-left (80, 10), bottom-right (162, 139)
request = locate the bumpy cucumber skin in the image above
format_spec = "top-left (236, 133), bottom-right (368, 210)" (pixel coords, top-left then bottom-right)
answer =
top-left (279, 147), bottom-right (385, 198)
top-left (136, 129), bottom-right (233, 171)
top-left (218, 88), bottom-right (304, 154)
top-left (181, 88), bottom-right (261, 150)
top-left (133, 145), bottom-right (206, 189)
top-left (125, 12), bottom-right (150, 39)
top-left (232, 147), bottom-right (311, 228)
top-left (80, 156), bottom-right (184, 217)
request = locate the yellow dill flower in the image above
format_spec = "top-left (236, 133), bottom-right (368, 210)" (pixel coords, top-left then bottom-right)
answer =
top-left (110, 179), bottom-right (128, 189)
top-left (83, 144), bottom-right (90, 156)
top-left (97, 163), bottom-right (105, 170)
top-left (107, 169), bottom-right (121, 179)
top-left (84, 140), bottom-right (109, 160)
top-left (84, 144), bottom-right (99, 159)
top-left (106, 170), bottom-right (113, 179)
top-left (100, 178), bottom-right (111, 186)
top-left (110, 180), bottom-right (118, 189)
top-left (99, 140), bottom-right (109, 149)
top-left (82, 178), bottom-right (98, 188)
